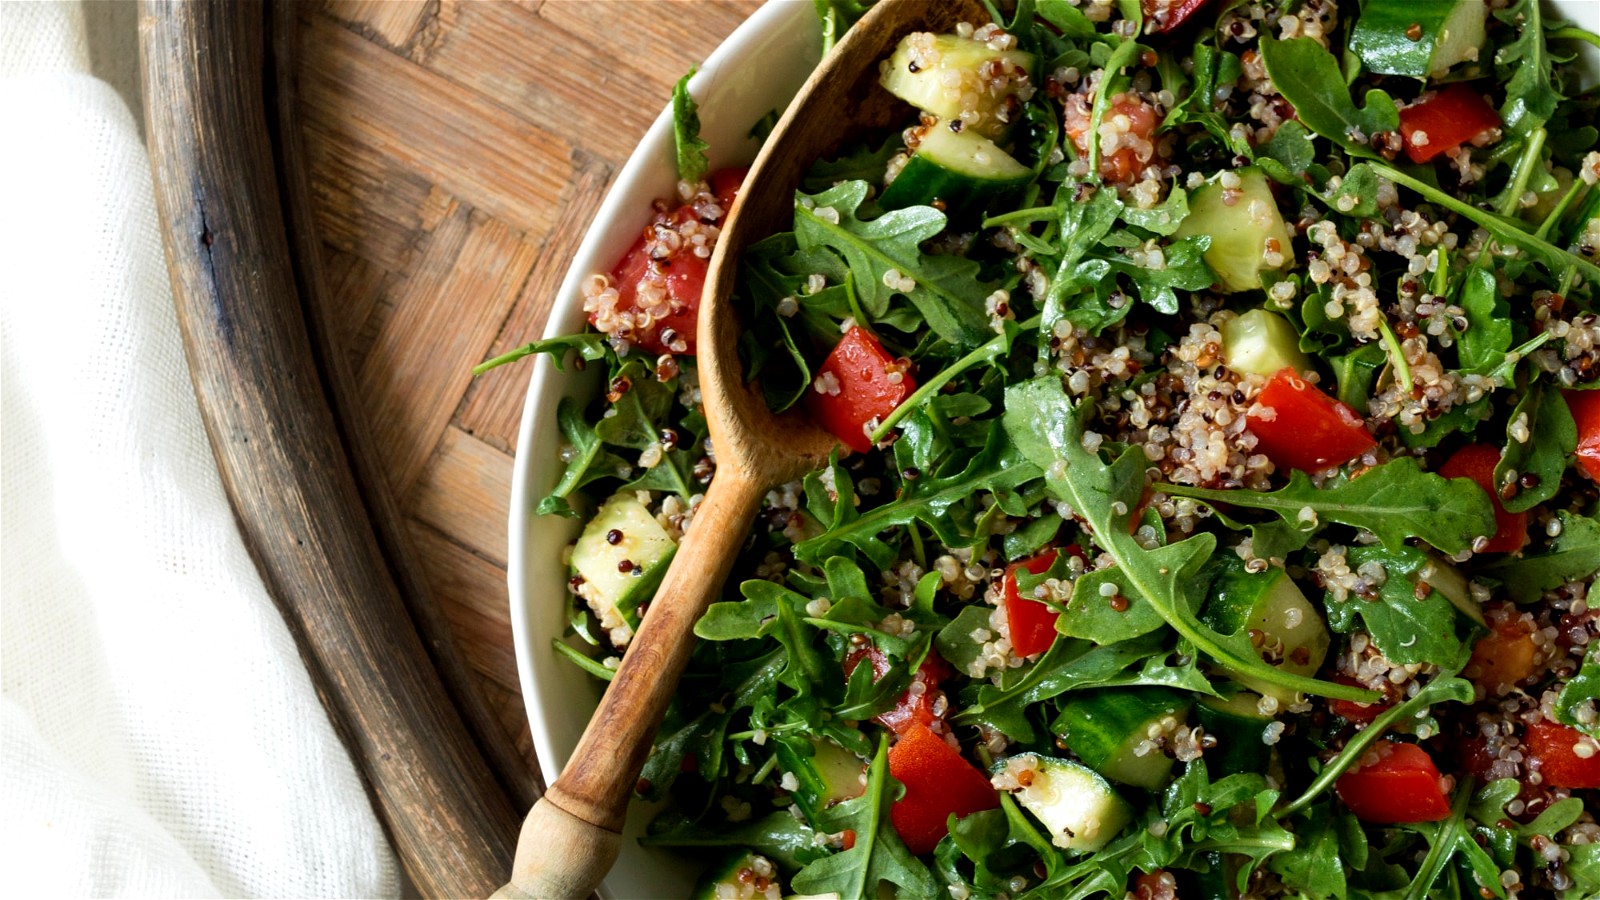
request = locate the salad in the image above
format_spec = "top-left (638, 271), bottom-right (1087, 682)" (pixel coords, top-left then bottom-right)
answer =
top-left (482, 0), bottom-right (1600, 897)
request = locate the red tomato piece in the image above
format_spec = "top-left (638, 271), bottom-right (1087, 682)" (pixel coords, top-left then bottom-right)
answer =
top-left (844, 647), bottom-right (952, 735)
top-left (1246, 368), bottom-right (1376, 472)
top-left (1565, 390), bottom-right (1600, 481)
top-left (1335, 742), bottom-right (1452, 824)
top-left (1398, 84), bottom-right (1503, 164)
top-left (1526, 719), bottom-right (1600, 789)
top-left (887, 722), bottom-right (1000, 855)
top-left (597, 206), bottom-right (708, 355)
top-left (1066, 93), bottom-right (1162, 184)
top-left (805, 327), bottom-right (915, 453)
top-left (1328, 675), bottom-right (1388, 725)
top-left (1003, 545), bottom-right (1086, 658)
top-left (1142, 0), bottom-right (1211, 33)
top-left (1439, 444), bottom-right (1528, 553)
top-left (708, 166), bottom-right (748, 215)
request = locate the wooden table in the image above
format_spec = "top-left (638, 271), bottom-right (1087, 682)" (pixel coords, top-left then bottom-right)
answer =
top-left (293, 0), bottom-right (762, 789)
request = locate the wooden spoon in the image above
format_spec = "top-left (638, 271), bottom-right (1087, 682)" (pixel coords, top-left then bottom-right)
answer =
top-left (494, 0), bottom-right (989, 896)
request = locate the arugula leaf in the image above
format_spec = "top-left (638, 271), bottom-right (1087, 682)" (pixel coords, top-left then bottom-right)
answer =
top-left (802, 134), bottom-right (902, 193)
top-left (795, 181), bottom-right (994, 347)
top-left (1259, 37), bottom-right (1400, 158)
top-left (795, 424), bottom-right (1042, 568)
top-left (1002, 376), bottom-right (1375, 702)
top-left (790, 734), bottom-right (938, 897)
top-left (1105, 234), bottom-right (1215, 316)
top-left (537, 396), bottom-right (631, 518)
top-left (1321, 545), bottom-right (1473, 669)
top-left (1255, 119), bottom-right (1319, 184)
top-left (1481, 511), bottom-right (1600, 602)
top-left (943, 799), bottom-right (1061, 896)
top-left (473, 332), bottom-right (609, 375)
top-left (641, 810), bottom-right (825, 872)
top-left (954, 632), bottom-right (1212, 741)
top-left (1161, 457), bottom-right (1496, 557)
top-left (671, 66), bottom-right (710, 185)
top-left (1496, 379), bottom-right (1577, 513)
top-left (1495, 0), bottom-right (1563, 140)
top-left (1118, 186), bottom-right (1190, 236)
top-left (640, 649), bottom-right (787, 798)
top-left (1455, 264), bottom-right (1512, 373)
top-left (1268, 810), bottom-right (1344, 899)
top-left (1553, 645), bottom-right (1600, 737)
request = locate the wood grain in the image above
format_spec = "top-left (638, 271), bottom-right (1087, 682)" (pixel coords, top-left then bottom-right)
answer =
top-left (147, 0), bottom-right (766, 894)
top-left (139, 2), bottom-right (522, 895)
top-left (292, 0), bottom-right (760, 806)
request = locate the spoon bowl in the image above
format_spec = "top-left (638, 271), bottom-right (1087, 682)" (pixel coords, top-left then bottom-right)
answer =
top-left (495, 1), bottom-right (988, 896)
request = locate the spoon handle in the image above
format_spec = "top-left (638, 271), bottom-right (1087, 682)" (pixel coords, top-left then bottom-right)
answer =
top-left (494, 466), bottom-right (769, 899)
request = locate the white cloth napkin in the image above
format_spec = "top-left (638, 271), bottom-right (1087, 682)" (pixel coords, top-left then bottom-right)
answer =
top-left (0, 3), bottom-right (400, 895)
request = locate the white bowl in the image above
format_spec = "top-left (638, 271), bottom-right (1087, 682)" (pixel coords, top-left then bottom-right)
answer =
top-left (506, 3), bottom-right (1597, 897)
top-left (506, 3), bottom-right (821, 897)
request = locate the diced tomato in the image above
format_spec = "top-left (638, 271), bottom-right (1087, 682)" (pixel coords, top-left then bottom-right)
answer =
top-left (1142, 0), bottom-right (1211, 33)
top-left (597, 202), bottom-right (713, 356)
top-left (887, 722), bottom-right (1000, 854)
top-left (1439, 444), bottom-right (1528, 554)
top-left (1246, 368), bottom-right (1376, 472)
top-left (1003, 545), bottom-right (1085, 658)
top-left (1067, 93), bottom-right (1162, 184)
top-left (844, 647), bottom-right (953, 735)
top-left (708, 166), bottom-right (748, 215)
top-left (1464, 605), bottom-right (1539, 694)
top-left (1335, 742), bottom-right (1452, 824)
top-left (1526, 719), bottom-right (1600, 789)
top-left (805, 327), bottom-right (915, 453)
top-left (1565, 390), bottom-right (1600, 481)
top-left (1398, 84), bottom-right (1502, 164)
top-left (1328, 675), bottom-right (1388, 725)
top-left (1129, 870), bottom-right (1179, 900)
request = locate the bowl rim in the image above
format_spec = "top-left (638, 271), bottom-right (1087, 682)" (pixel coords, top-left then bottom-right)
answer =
top-left (505, 0), bottom-right (820, 893)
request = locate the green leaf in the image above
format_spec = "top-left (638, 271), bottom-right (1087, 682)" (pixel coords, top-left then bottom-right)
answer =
top-left (1321, 545), bottom-right (1472, 669)
top-left (1268, 811), bottom-right (1343, 899)
top-left (1455, 264), bottom-right (1512, 373)
top-left (1255, 120), bottom-right (1319, 184)
top-left (473, 332), bottom-right (609, 375)
top-left (1002, 376), bottom-right (1376, 702)
top-left (1330, 343), bottom-right (1387, 415)
top-left (790, 734), bottom-right (938, 898)
top-left (1260, 37), bottom-right (1399, 159)
top-left (1495, 0), bottom-right (1563, 139)
top-left (671, 66), bottom-right (709, 185)
top-left (537, 396), bottom-right (631, 518)
top-left (803, 134), bottom-right (902, 193)
top-left (795, 181), bottom-right (994, 347)
top-left (1481, 511), bottom-right (1600, 602)
top-left (1160, 458), bottom-right (1497, 556)
top-left (641, 810), bottom-right (826, 872)
top-left (1104, 234), bottom-right (1215, 316)
top-left (795, 424), bottom-right (1042, 568)
top-left (1118, 186), bottom-right (1190, 236)
top-left (1496, 380), bottom-right (1577, 513)
top-left (1553, 645), bottom-right (1600, 737)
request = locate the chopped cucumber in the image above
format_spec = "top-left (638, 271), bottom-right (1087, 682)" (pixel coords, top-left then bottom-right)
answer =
top-left (1201, 556), bottom-right (1330, 704)
top-left (880, 121), bottom-right (1032, 219)
top-left (1053, 688), bottom-right (1192, 790)
top-left (1174, 167), bottom-right (1293, 293)
top-left (1417, 554), bottom-right (1484, 627)
top-left (1221, 308), bottom-right (1311, 378)
top-left (691, 850), bottom-right (781, 900)
top-left (773, 736), bottom-right (866, 823)
top-left (570, 492), bottom-right (677, 647)
top-left (1351, 0), bottom-right (1488, 79)
top-left (993, 753), bottom-right (1133, 852)
top-left (1196, 689), bottom-right (1273, 776)
top-left (879, 33), bottom-right (1034, 140)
